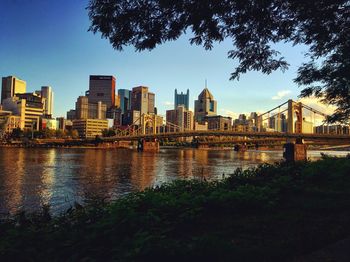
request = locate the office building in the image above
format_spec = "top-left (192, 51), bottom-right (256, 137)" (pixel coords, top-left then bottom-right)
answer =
top-left (76, 96), bottom-right (89, 119)
top-left (1, 76), bottom-right (26, 103)
top-left (131, 86), bottom-right (149, 115)
top-left (148, 92), bottom-right (155, 114)
top-left (166, 105), bottom-right (193, 132)
top-left (233, 113), bottom-right (257, 132)
top-left (128, 86), bottom-right (156, 125)
top-left (174, 89), bottom-right (189, 110)
top-left (118, 89), bottom-right (132, 114)
top-left (204, 115), bottom-right (232, 131)
top-left (88, 75), bottom-right (116, 108)
top-left (123, 110), bottom-right (141, 126)
top-left (194, 88), bottom-right (217, 123)
top-left (194, 122), bottom-right (208, 131)
top-left (2, 93), bottom-right (45, 130)
top-left (75, 96), bottom-right (107, 120)
top-left (315, 125), bottom-right (349, 135)
top-left (41, 86), bottom-right (54, 117)
top-left (0, 110), bottom-right (21, 134)
top-left (66, 109), bottom-right (76, 120)
top-left (72, 119), bottom-right (108, 138)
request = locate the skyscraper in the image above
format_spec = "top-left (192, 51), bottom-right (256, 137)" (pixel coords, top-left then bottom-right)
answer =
top-left (1, 76), bottom-right (26, 103)
top-left (194, 87), bottom-right (217, 123)
top-left (88, 75), bottom-right (116, 108)
top-left (41, 86), bottom-right (54, 117)
top-left (131, 86), bottom-right (155, 115)
top-left (75, 96), bottom-right (106, 120)
top-left (174, 89), bottom-right (189, 110)
top-left (118, 89), bottom-right (132, 114)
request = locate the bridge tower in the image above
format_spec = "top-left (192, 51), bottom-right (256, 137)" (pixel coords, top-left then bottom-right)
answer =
top-left (141, 114), bottom-right (157, 135)
top-left (287, 99), bottom-right (303, 133)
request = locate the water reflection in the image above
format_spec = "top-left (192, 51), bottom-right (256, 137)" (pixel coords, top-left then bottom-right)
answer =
top-left (0, 147), bottom-right (347, 215)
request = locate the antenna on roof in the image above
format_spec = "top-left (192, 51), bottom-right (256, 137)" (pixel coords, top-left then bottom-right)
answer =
top-left (205, 79), bottom-right (207, 89)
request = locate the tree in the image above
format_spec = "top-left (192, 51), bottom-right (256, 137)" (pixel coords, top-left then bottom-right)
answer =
top-left (10, 128), bottom-right (23, 139)
top-left (87, 0), bottom-right (350, 123)
top-left (102, 128), bottom-right (116, 137)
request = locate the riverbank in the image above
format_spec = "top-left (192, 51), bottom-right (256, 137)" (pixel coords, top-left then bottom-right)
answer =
top-left (1, 155), bottom-right (350, 261)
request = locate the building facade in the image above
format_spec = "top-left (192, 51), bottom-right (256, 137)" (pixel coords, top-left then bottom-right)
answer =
top-left (166, 105), bottom-right (193, 132)
top-left (1, 76), bottom-right (26, 103)
top-left (41, 86), bottom-right (54, 117)
top-left (124, 86), bottom-right (156, 126)
top-left (75, 96), bottom-right (107, 120)
top-left (66, 109), bottom-right (76, 120)
top-left (131, 86), bottom-right (150, 115)
top-left (0, 110), bottom-right (21, 135)
top-left (2, 93), bottom-right (45, 130)
top-left (88, 75), bottom-right (116, 108)
top-left (194, 88), bottom-right (217, 123)
top-left (118, 89), bottom-right (132, 114)
top-left (204, 115), bottom-right (232, 131)
top-left (72, 119), bottom-right (108, 138)
top-left (174, 89), bottom-right (189, 110)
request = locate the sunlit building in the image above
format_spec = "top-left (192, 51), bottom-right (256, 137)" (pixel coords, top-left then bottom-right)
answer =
top-left (0, 110), bottom-right (21, 134)
top-left (75, 96), bottom-right (107, 120)
top-left (41, 86), bottom-right (54, 117)
top-left (88, 75), bottom-right (116, 108)
top-left (204, 115), bottom-right (232, 131)
top-left (1, 76), bottom-right (26, 103)
top-left (166, 105), bottom-right (193, 132)
top-left (131, 86), bottom-right (155, 115)
top-left (2, 93), bottom-right (45, 130)
top-left (72, 119), bottom-right (108, 138)
top-left (194, 88), bottom-right (217, 123)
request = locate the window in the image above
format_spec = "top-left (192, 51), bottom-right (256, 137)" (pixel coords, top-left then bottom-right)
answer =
top-left (97, 93), bottom-right (104, 97)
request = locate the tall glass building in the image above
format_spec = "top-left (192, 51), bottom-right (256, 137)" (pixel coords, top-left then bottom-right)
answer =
top-left (174, 89), bottom-right (189, 110)
top-left (118, 89), bottom-right (132, 114)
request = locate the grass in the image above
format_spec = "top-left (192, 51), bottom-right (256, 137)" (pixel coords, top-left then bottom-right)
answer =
top-left (1, 155), bottom-right (350, 261)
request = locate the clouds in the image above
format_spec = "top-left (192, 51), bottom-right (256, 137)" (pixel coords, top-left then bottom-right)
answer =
top-left (272, 90), bottom-right (291, 100)
top-left (220, 109), bottom-right (249, 119)
top-left (162, 101), bottom-right (174, 107)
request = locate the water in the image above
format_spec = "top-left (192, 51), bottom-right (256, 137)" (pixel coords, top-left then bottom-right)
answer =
top-left (0, 147), bottom-right (348, 216)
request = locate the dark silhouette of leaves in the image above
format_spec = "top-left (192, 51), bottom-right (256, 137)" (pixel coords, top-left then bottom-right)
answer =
top-left (87, 0), bottom-right (350, 123)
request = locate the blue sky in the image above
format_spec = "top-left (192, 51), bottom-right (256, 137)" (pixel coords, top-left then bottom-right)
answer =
top-left (0, 0), bottom-right (313, 118)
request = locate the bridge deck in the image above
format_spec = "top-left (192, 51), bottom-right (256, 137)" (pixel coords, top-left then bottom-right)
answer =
top-left (101, 131), bottom-right (350, 143)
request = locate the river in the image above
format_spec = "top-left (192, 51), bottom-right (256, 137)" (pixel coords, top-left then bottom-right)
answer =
top-left (0, 147), bottom-right (348, 216)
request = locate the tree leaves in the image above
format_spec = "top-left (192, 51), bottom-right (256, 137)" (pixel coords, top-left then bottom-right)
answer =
top-left (87, 0), bottom-right (350, 123)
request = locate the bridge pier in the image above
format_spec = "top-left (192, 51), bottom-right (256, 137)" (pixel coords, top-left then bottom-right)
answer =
top-left (283, 138), bottom-right (307, 162)
top-left (138, 139), bottom-right (159, 152)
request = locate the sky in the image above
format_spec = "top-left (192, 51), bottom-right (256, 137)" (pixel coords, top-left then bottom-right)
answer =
top-left (0, 0), bottom-right (331, 119)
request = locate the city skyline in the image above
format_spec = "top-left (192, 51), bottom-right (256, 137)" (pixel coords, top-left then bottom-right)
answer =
top-left (0, 0), bottom-right (333, 120)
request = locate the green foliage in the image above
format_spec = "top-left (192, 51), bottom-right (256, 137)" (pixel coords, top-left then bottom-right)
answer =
top-left (102, 128), bottom-right (116, 137)
top-left (1, 157), bottom-right (350, 261)
top-left (68, 129), bottom-right (79, 139)
top-left (88, 0), bottom-right (350, 123)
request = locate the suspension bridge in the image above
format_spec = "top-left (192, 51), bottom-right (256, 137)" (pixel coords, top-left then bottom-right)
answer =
top-left (103, 99), bottom-right (349, 140)
top-left (99, 99), bottom-right (349, 160)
